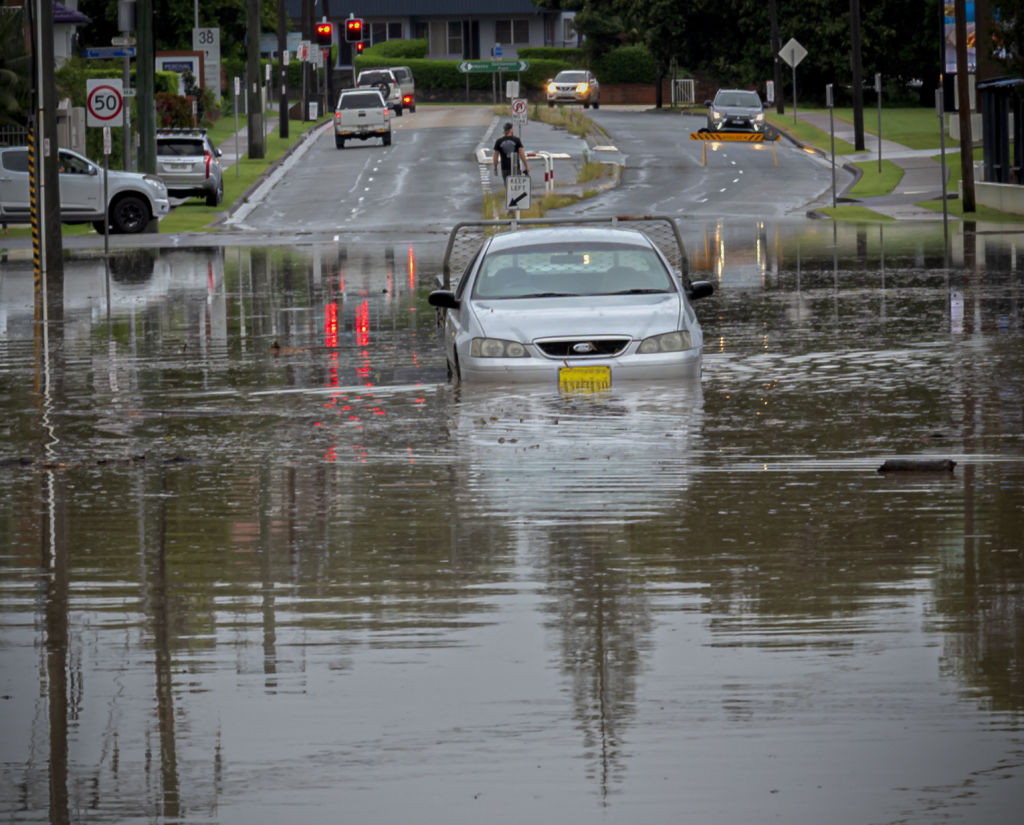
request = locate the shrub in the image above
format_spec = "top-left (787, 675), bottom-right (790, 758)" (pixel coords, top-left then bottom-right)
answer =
top-left (155, 92), bottom-right (194, 127)
top-left (518, 47), bottom-right (585, 64)
top-left (363, 38), bottom-right (427, 59)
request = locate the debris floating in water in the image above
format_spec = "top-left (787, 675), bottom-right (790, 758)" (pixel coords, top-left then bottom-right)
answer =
top-left (878, 458), bottom-right (956, 473)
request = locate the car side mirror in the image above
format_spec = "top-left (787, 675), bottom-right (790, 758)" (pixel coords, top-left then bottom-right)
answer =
top-left (428, 290), bottom-right (460, 310)
top-left (704, 100), bottom-right (712, 108)
top-left (216, 148), bottom-right (223, 157)
top-left (687, 280), bottom-right (715, 301)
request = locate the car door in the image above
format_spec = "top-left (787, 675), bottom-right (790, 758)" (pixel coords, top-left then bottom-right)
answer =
top-left (58, 150), bottom-right (104, 220)
top-left (0, 148), bottom-right (31, 220)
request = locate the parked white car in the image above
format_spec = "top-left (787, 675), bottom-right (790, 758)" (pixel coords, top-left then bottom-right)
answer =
top-left (0, 146), bottom-right (169, 234)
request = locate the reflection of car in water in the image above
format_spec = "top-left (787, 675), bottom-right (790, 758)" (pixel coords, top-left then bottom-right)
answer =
top-left (428, 216), bottom-right (714, 389)
top-left (448, 383), bottom-right (705, 524)
top-left (0, 249), bottom-right (225, 338)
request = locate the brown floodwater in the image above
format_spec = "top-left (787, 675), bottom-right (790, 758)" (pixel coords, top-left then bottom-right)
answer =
top-left (1, 220), bottom-right (1022, 824)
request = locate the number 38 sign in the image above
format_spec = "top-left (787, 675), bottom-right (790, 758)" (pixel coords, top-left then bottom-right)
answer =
top-left (86, 79), bottom-right (124, 128)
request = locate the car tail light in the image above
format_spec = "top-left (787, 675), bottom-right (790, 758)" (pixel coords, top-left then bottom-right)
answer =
top-left (403, 95), bottom-right (412, 106)
top-left (204, 150), bottom-right (211, 179)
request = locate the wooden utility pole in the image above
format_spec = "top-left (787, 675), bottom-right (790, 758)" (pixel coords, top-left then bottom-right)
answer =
top-left (136, 0), bottom-right (155, 172)
top-left (850, 0), bottom-right (865, 150)
top-left (246, 0), bottom-right (266, 158)
top-left (769, 0), bottom-right (784, 114)
top-left (277, 0), bottom-right (289, 138)
top-left (954, 0), bottom-right (976, 212)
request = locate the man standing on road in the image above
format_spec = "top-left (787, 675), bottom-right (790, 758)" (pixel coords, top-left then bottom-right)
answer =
top-left (493, 122), bottom-right (529, 182)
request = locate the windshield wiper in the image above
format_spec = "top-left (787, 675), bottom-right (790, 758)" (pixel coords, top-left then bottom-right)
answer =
top-left (606, 288), bottom-right (668, 295)
top-left (513, 292), bottom-right (578, 298)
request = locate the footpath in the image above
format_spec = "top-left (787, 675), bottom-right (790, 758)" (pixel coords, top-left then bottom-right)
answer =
top-left (780, 110), bottom-right (952, 220)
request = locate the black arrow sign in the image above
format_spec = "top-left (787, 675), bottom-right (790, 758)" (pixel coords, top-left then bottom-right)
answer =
top-left (509, 192), bottom-right (527, 206)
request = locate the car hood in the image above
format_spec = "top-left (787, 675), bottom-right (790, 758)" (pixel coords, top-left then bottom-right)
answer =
top-left (715, 105), bottom-right (761, 116)
top-left (469, 294), bottom-right (684, 341)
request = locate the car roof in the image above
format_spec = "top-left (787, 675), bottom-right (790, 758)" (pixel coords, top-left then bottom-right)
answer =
top-left (485, 226), bottom-right (655, 253)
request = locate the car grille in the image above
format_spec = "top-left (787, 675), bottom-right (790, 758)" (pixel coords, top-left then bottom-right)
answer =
top-left (536, 338), bottom-right (630, 358)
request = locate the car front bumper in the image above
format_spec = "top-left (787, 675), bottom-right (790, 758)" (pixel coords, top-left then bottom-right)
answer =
top-left (456, 348), bottom-right (703, 385)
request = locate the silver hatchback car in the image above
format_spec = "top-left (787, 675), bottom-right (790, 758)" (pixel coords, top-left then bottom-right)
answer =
top-left (427, 218), bottom-right (714, 389)
top-left (155, 129), bottom-right (224, 206)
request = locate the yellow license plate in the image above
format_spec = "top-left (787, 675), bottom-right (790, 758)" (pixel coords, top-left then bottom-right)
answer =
top-left (558, 365), bottom-right (611, 392)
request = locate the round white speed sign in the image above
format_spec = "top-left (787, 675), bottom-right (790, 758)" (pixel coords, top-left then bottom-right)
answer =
top-left (86, 80), bottom-right (124, 127)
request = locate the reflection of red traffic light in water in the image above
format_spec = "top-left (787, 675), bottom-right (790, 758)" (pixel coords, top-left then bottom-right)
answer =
top-left (325, 301), bottom-right (339, 348)
top-left (408, 244), bottom-right (415, 291)
top-left (355, 300), bottom-right (369, 347)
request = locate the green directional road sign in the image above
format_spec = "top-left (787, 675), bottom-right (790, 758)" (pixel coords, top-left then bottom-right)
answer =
top-left (457, 59), bottom-right (529, 73)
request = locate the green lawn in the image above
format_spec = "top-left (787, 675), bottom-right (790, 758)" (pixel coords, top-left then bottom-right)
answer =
top-left (847, 159), bottom-right (904, 198)
top-left (766, 112), bottom-right (856, 155)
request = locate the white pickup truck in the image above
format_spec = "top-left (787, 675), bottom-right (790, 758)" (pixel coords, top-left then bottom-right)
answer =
top-left (333, 89), bottom-right (392, 149)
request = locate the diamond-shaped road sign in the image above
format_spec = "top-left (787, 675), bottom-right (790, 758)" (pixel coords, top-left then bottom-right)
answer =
top-left (779, 38), bottom-right (807, 68)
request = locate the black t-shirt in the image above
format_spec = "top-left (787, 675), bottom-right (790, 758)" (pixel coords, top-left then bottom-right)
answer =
top-left (493, 133), bottom-right (523, 171)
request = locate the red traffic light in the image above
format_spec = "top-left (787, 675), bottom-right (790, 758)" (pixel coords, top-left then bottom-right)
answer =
top-left (315, 21), bottom-right (333, 46)
top-left (356, 42), bottom-right (364, 54)
top-left (345, 18), bottom-right (363, 42)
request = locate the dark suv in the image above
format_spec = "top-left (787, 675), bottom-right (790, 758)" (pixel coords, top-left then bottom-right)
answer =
top-left (155, 129), bottom-right (224, 206)
top-left (705, 89), bottom-right (765, 133)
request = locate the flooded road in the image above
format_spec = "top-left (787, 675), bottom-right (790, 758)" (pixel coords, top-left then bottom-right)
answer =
top-left (1, 220), bottom-right (1022, 824)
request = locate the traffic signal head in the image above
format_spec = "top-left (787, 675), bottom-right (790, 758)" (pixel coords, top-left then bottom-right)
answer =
top-left (345, 18), bottom-right (363, 42)
top-left (356, 42), bottom-right (364, 54)
top-left (315, 22), bottom-right (333, 46)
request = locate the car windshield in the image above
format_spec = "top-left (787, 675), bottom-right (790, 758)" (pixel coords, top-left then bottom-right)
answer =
top-left (339, 92), bottom-right (383, 109)
top-left (715, 91), bottom-right (761, 108)
top-left (473, 242), bottom-right (675, 299)
top-left (555, 71), bottom-right (588, 83)
top-left (157, 139), bottom-right (205, 156)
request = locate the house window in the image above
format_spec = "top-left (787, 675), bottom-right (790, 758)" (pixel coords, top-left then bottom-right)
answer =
top-left (447, 21), bottom-right (462, 55)
top-left (371, 21), bottom-right (404, 44)
top-left (495, 19), bottom-right (529, 45)
top-left (563, 18), bottom-right (576, 44)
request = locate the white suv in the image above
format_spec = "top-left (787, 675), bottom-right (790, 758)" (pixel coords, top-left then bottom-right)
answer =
top-left (356, 69), bottom-right (403, 117)
top-left (0, 146), bottom-right (170, 234)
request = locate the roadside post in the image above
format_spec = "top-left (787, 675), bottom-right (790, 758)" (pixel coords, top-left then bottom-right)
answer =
top-left (936, 89), bottom-right (949, 262)
top-left (233, 76), bottom-right (240, 178)
top-left (875, 73), bottom-right (883, 173)
top-left (779, 38), bottom-right (807, 126)
top-left (102, 126), bottom-right (111, 254)
top-left (826, 83), bottom-right (836, 208)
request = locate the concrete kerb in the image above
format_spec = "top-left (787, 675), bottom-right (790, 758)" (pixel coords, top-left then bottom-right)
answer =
top-left (219, 119), bottom-right (333, 228)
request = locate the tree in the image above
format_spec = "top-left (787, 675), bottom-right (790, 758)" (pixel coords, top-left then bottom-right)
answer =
top-left (0, 6), bottom-right (30, 126)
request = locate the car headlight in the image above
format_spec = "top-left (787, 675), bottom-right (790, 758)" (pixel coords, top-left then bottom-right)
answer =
top-left (638, 331), bottom-right (692, 354)
top-left (546, 83), bottom-right (557, 94)
top-left (755, 112), bottom-right (765, 122)
top-left (471, 337), bottom-right (528, 358)
top-left (576, 83), bottom-right (588, 93)
top-left (712, 110), bottom-right (722, 120)
top-left (143, 175), bottom-right (166, 192)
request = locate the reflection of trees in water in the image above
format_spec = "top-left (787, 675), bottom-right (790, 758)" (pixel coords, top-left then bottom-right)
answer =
top-left (541, 529), bottom-right (652, 801)
top-left (933, 465), bottom-right (1024, 714)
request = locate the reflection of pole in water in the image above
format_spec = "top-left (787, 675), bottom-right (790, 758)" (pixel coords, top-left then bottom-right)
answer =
top-left (151, 472), bottom-right (180, 819)
top-left (44, 471), bottom-right (70, 825)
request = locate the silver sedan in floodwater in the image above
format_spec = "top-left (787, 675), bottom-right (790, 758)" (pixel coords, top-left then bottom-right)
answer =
top-left (428, 225), bottom-right (714, 389)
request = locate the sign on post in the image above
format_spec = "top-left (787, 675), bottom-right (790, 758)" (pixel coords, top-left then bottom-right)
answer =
top-left (458, 59), bottom-right (529, 74)
top-left (778, 38), bottom-right (808, 125)
top-left (86, 79), bottom-right (124, 128)
top-left (506, 174), bottom-right (531, 211)
top-left (512, 97), bottom-right (528, 129)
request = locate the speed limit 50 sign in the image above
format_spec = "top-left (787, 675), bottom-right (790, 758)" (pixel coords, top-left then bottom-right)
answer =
top-left (86, 79), bottom-right (124, 128)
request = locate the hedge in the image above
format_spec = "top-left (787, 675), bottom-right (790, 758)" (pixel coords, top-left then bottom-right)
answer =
top-left (592, 44), bottom-right (657, 84)
top-left (518, 47), bottom-right (585, 64)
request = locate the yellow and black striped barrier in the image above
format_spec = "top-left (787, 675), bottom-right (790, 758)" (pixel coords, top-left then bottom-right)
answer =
top-left (690, 129), bottom-right (780, 166)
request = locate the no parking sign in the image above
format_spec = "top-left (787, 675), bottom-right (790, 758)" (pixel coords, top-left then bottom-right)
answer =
top-left (86, 79), bottom-right (124, 128)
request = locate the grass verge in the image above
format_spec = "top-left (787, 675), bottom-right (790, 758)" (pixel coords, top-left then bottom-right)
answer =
top-left (816, 205), bottom-right (897, 222)
top-left (847, 159), bottom-right (904, 198)
top-left (766, 112), bottom-right (856, 155)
